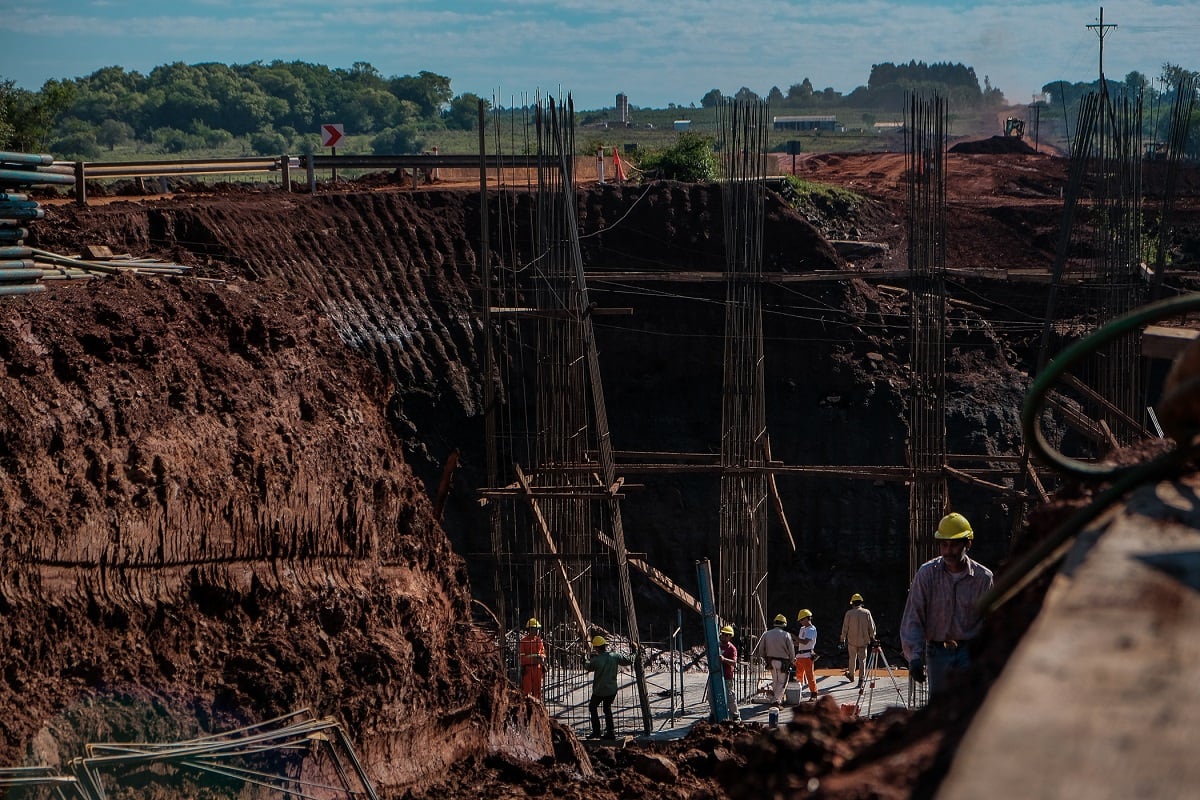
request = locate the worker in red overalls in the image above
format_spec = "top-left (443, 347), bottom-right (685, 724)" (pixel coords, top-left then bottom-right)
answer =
top-left (519, 618), bottom-right (546, 699)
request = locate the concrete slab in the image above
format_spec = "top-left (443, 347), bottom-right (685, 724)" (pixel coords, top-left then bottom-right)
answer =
top-left (541, 665), bottom-right (911, 742)
top-left (940, 476), bottom-right (1200, 799)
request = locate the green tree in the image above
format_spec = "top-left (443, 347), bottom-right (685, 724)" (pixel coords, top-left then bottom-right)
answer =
top-left (700, 88), bottom-right (724, 108)
top-left (787, 79), bottom-right (814, 103)
top-left (445, 93), bottom-right (489, 130)
top-left (767, 86), bottom-right (784, 106)
top-left (388, 71), bottom-right (452, 118)
top-left (0, 78), bottom-right (74, 151)
top-left (97, 119), bottom-right (134, 150)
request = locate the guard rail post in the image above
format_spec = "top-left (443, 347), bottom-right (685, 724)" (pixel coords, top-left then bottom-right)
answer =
top-left (306, 155), bottom-right (316, 194)
top-left (280, 154), bottom-right (291, 192)
top-left (74, 161), bottom-right (87, 207)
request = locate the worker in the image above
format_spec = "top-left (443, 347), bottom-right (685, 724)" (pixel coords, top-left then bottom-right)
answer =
top-left (718, 624), bottom-right (741, 721)
top-left (751, 614), bottom-right (795, 705)
top-left (518, 617), bottom-right (546, 699)
top-left (899, 512), bottom-right (995, 697)
top-left (584, 635), bottom-right (632, 739)
top-left (793, 610), bottom-right (819, 700)
top-left (840, 593), bottom-right (877, 687)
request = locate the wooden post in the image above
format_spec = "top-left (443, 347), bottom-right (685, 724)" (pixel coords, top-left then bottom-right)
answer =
top-left (74, 161), bottom-right (86, 207)
top-left (280, 154), bottom-right (291, 192)
top-left (306, 155), bottom-right (316, 194)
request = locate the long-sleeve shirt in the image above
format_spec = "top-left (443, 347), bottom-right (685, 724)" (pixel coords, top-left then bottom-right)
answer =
top-left (585, 650), bottom-right (632, 696)
top-left (752, 626), bottom-right (795, 665)
top-left (840, 606), bottom-right (877, 647)
top-left (899, 555), bottom-right (994, 661)
top-left (519, 633), bottom-right (545, 671)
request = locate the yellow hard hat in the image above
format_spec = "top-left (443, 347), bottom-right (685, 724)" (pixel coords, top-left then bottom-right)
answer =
top-left (720, 625), bottom-right (735, 635)
top-left (850, 593), bottom-right (863, 603)
top-left (796, 609), bottom-right (813, 622)
top-left (936, 512), bottom-right (974, 540)
top-left (773, 614), bottom-right (787, 626)
top-left (526, 617), bottom-right (541, 629)
top-left (591, 635), bottom-right (607, 647)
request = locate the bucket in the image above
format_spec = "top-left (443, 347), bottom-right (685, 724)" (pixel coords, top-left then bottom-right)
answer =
top-left (785, 685), bottom-right (803, 705)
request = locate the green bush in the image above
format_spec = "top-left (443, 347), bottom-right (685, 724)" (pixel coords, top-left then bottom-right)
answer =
top-left (371, 125), bottom-right (425, 155)
top-left (51, 129), bottom-right (100, 159)
top-left (781, 175), bottom-right (863, 217)
top-left (639, 132), bottom-right (718, 182)
top-left (249, 129), bottom-right (288, 155)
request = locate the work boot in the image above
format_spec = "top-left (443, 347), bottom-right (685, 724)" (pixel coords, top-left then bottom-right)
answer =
top-left (843, 670), bottom-right (853, 681)
top-left (603, 730), bottom-right (615, 740)
top-left (588, 730), bottom-right (601, 739)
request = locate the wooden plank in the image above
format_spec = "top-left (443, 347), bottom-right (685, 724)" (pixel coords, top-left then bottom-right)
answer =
top-left (940, 476), bottom-right (1200, 799)
top-left (594, 530), bottom-right (703, 616)
top-left (763, 435), bottom-right (796, 552)
top-left (1142, 324), bottom-right (1200, 361)
top-left (513, 465), bottom-right (589, 640)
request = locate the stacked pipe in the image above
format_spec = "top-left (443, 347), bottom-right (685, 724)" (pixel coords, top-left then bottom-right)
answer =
top-left (0, 150), bottom-right (70, 297)
top-left (0, 150), bottom-right (194, 293)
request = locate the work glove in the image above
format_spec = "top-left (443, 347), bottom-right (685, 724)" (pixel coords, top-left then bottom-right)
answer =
top-left (838, 642), bottom-right (846, 652)
top-left (909, 659), bottom-right (926, 684)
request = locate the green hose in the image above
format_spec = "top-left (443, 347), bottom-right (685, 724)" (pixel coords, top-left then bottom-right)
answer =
top-left (986, 292), bottom-right (1200, 612)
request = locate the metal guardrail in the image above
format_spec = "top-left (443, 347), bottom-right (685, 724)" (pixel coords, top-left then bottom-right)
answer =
top-left (67, 153), bottom-right (567, 206)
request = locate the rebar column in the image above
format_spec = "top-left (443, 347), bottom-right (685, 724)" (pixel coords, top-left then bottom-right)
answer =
top-left (904, 93), bottom-right (949, 579)
top-left (716, 98), bottom-right (770, 704)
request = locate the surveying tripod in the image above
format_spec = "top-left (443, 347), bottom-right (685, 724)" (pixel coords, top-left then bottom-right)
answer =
top-left (853, 641), bottom-right (906, 718)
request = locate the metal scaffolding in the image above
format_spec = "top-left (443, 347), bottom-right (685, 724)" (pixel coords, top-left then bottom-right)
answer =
top-left (480, 95), bottom-right (651, 736)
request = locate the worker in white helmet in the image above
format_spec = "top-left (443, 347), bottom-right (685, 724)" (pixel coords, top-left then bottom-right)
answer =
top-left (899, 512), bottom-right (995, 696)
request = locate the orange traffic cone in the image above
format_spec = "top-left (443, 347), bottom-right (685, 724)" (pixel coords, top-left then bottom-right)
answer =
top-left (613, 147), bottom-right (627, 182)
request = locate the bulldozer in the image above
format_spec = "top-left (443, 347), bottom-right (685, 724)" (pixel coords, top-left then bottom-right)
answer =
top-left (1004, 117), bottom-right (1025, 138)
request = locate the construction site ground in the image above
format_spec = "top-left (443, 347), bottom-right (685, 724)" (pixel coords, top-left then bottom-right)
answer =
top-left (4, 138), bottom-right (1200, 799)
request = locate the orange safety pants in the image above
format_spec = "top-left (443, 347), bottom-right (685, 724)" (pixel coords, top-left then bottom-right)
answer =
top-left (794, 656), bottom-right (817, 695)
top-left (521, 665), bottom-right (544, 699)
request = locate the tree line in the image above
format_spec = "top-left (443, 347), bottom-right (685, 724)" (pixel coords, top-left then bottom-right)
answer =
top-left (2, 58), bottom-right (1196, 160)
top-left (1, 60), bottom-right (488, 159)
top-left (699, 61), bottom-right (1008, 111)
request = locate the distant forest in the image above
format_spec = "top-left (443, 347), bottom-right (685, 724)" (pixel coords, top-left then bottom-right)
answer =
top-left (1, 59), bottom-right (1196, 159)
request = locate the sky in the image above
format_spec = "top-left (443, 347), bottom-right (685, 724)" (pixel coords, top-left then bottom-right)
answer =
top-left (2, 1), bottom-right (1197, 113)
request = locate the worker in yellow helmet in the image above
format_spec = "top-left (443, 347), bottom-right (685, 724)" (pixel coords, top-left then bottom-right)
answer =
top-left (899, 512), bottom-right (994, 696)
top-left (793, 609), bottom-right (819, 701)
top-left (584, 633), bottom-right (632, 739)
top-left (840, 593), bottom-right (877, 687)
top-left (718, 624), bottom-right (741, 722)
top-left (751, 613), bottom-right (795, 706)
top-left (518, 617), bottom-right (546, 699)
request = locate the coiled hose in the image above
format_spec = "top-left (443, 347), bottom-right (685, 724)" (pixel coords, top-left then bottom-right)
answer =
top-left (982, 292), bottom-right (1200, 613)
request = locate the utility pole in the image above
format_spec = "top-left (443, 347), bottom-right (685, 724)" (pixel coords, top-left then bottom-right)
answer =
top-left (1086, 6), bottom-right (1118, 85)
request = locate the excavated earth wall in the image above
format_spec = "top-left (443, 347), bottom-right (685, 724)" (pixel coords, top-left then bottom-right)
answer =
top-left (8, 158), bottom-right (1189, 795)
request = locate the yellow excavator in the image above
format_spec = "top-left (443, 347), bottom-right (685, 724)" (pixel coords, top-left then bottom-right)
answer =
top-left (1004, 117), bottom-right (1025, 138)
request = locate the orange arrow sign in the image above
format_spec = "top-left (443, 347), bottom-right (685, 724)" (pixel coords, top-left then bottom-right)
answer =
top-left (321, 123), bottom-right (344, 148)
